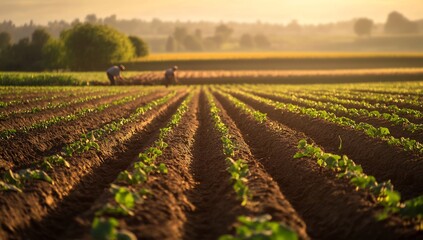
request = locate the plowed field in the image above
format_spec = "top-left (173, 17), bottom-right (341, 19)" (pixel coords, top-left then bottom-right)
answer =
top-left (0, 83), bottom-right (422, 240)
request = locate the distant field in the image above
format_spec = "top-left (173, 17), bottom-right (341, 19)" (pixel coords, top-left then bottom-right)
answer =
top-left (0, 71), bottom-right (146, 86)
top-left (125, 52), bottom-right (423, 71)
top-left (2, 68), bottom-right (423, 86)
top-left (136, 52), bottom-right (423, 61)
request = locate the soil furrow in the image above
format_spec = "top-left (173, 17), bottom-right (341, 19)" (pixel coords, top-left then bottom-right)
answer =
top-left (183, 90), bottom-right (244, 240)
top-left (0, 88), bottom-right (116, 115)
top-left (211, 90), bottom-right (309, 239)
top-left (60, 91), bottom-right (198, 240)
top-left (0, 90), bottom-right (188, 240)
top-left (215, 91), bottom-right (420, 240)
top-left (0, 90), bottom-right (169, 172)
top-left (294, 93), bottom-right (423, 124)
top-left (251, 91), bottom-right (423, 143)
top-left (0, 89), bottom-right (122, 118)
top-left (230, 91), bottom-right (423, 200)
top-left (0, 90), bottom-right (135, 131)
top-left (0, 88), bottom-right (113, 114)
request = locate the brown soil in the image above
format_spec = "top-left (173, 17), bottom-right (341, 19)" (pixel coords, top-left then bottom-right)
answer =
top-left (0, 90), bottom-right (134, 131)
top-left (1, 86), bottom-right (421, 240)
top-left (60, 90), bottom-right (309, 240)
top-left (0, 89), bottom-right (89, 102)
top-left (0, 90), bottom-right (188, 240)
top-left (296, 93), bottom-right (423, 124)
top-left (252, 91), bottom-right (423, 143)
top-left (231, 91), bottom-right (423, 200)
top-left (350, 89), bottom-right (423, 98)
top-left (208, 90), bottom-right (308, 239)
top-left (214, 91), bottom-right (420, 239)
top-left (0, 89), bottom-right (108, 113)
top-left (0, 90), bottom-right (169, 172)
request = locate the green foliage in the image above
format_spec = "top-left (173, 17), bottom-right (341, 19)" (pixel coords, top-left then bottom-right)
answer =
top-left (0, 92), bottom-right (149, 139)
top-left (235, 89), bottom-right (423, 154)
top-left (400, 196), bottom-right (423, 219)
top-left (0, 29), bottom-right (53, 71)
top-left (62, 23), bottom-right (135, 70)
top-left (0, 168), bottom-right (53, 192)
top-left (116, 92), bottom-right (191, 186)
top-left (249, 87), bottom-right (423, 131)
top-left (0, 91), bottom-right (118, 119)
top-left (96, 185), bottom-right (147, 217)
top-left (219, 215), bottom-right (298, 240)
top-left (217, 90), bottom-right (267, 123)
top-left (42, 155), bottom-right (70, 171)
top-left (64, 132), bottom-right (100, 157)
top-left (91, 217), bottom-right (136, 240)
top-left (92, 92), bottom-right (194, 237)
top-left (0, 31), bottom-right (11, 50)
top-left (295, 139), bottom-right (423, 221)
top-left (128, 36), bottom-right (149, 57)
top-left (207, 91), bottom-right (251, 206)
top-left (42, 39), bottom-right (66, 70)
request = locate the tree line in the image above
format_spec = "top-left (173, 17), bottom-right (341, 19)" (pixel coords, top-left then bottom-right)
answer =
top-left (164, 25), bottom-right (271, 52)
top-left (354, 11), bottom-right (422, 37)
top-left (1, 11), bottom-right (421, 53)
top-left (0, 24), bottom-right (148, 71)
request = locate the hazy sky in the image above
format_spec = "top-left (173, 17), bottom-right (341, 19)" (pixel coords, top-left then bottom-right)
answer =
top-left (1, 0), bottom-right (422, 25)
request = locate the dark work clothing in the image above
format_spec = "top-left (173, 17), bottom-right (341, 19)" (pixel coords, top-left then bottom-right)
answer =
top-left (164, 68), bottom-right (176, 87)
top-left (107, 73), bottom-right (115, 85)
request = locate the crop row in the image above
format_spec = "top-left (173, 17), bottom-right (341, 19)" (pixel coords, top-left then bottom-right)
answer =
top-left (215, 88), bottom-right (422, 228)
top-left (307, 89), bottom-right (422, 108)
top-left (278, 88), bottom-right (423, 119)
top-left (0, 90), bottom-right (122, 120)
top-left (0, 91), bottom-right (178, 192)
top-left (206, 89), bottom-right (299, 239)
top-left (294, 140), bottom-right (423, 222)
top-left (243, 87), bottom-right (423, 134)
top-left (0, 87), bottom-right (118, 108)
top-left (0, 90), bottom-right (154, 139)
top-left (90, 91), bottom-right (193, 239)
top-left (0, 86), bottom-right (92, 97)
top-left (225, 88), bottom-right (423, 154)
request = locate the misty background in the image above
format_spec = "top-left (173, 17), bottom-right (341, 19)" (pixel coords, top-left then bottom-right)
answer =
top-left (1, 11), bottom-right (423, 53)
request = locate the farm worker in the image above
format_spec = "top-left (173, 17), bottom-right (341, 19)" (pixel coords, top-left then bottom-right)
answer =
top-left (106, 64), bottom-right (125, 85)
top-left (164, 66), bottom-right (178, 87)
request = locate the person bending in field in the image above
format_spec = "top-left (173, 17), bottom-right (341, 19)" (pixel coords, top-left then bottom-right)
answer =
top-left (106, 64), bottom-right (125, 85)
top-left (164, 66), bottom-right (178, 87)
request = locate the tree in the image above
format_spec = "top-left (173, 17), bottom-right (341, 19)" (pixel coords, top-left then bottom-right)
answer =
top-left (42, 39), bottom-right (66, 70)
top-left (214, 24), bottom-right (233, 48)
top-left (183, 35), bottom-right (203, 51)
top-left (254, 34), bottom-right (271, 49)
top-left (165, 36), bottom-right (176, 52)
top-left (173, 27), bottom-right (188, 43)
top-left (0, 32), bottom-right (11, 51)
top-left (128, 36), bottom-right (149, 57)
top-left (62, 23), bottom-right (135, 70)
top-left (1, 38), bottom-right (30, 70)
top-left (354, 18), bottom-right (374, 37)
top-left (385, 11), bottom-right (419, 35)
top-left (286, 20), bottom-right (302, 33)
top-left (239, 34), bottom-right (254, 49)
top-left (29, 29), bottom-right (52, 70)
top-left (31, 28), bottom-right (51, 46)
top-left (85, 14), bottom-right (98, 24)
top-left (194, 29), bottom-right (202, 39)
top-left (172, 27), bottom-right (188, 51)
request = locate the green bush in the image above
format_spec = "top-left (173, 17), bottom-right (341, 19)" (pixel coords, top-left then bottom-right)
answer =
top-left (62, 23), bottom-right (135, 70)
top-left (128, 36), bottom-right (149, 57)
